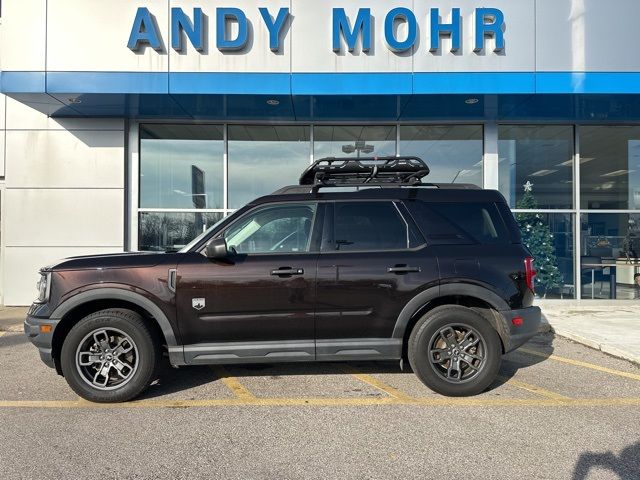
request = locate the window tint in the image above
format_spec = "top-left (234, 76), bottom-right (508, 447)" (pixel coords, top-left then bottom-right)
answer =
top-left (332, 202), bottom-right (411, 251)
top-left (224, 203), bottom-right (316, 254)
top-left (428, 202), bottom-right (509, 245)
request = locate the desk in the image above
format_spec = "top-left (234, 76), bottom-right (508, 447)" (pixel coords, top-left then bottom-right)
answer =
top-left (582, 262), bottom-right (640, 299)
top-left (582, 263), bottom-right (617, 299)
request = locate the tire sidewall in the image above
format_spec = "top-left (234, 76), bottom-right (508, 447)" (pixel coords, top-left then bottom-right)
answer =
top-left (61, 311), bottom-right (157, 403)
top-left (409, 306), bottom-right (502, 397)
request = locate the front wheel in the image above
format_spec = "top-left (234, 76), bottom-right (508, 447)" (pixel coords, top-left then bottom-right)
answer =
top-left (408, 305), bottom-right (502, 397)
top-left (60, 309), bottom-right (160, 403)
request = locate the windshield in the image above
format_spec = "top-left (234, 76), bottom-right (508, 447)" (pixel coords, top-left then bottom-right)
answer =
top-left (178, 215), bottom-right (229, 253)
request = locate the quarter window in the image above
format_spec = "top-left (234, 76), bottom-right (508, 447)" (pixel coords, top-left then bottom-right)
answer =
top-left (223, 203), bottom-right (317, 254)
top-left (332, 202), bottom-right (413, 251)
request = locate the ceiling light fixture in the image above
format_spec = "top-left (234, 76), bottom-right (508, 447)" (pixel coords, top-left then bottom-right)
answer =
top-left (601, 169), bottom-right (634, 177)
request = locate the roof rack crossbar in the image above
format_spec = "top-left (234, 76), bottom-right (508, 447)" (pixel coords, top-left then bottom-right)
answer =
top-left (299, 156), bottom-right (430, 187)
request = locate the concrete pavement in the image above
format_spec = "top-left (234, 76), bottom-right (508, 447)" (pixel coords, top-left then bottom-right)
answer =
top-left (539, 301), bottom-right (640, 365)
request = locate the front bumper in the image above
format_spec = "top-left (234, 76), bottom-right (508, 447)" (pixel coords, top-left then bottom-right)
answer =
top-left (24, 315), bottom-right (60, 368)
top-left (500, 306), bottom-right (542, 353)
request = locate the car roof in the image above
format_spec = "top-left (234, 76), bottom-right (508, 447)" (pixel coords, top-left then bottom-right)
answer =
top-left (250, 185), bottom-right (507, 206)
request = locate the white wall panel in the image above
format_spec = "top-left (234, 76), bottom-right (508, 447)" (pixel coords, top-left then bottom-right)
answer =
top-left (536, 0), bottom-right (640, 72)
top-left (0, 134), bottom-right (5, 178)
top-left (0, 95), bottom-right (6, 130)
top-left (169, 0), bottom-right (290, 73)
top-left (0, 0), bottom-right (46, 71)
top-left (47, 0), bottom-right (169, 72)
top-left (5, 130), bottom-right (124, 189)
top-left (4, 189), bottom-right (124, 247)
top-left (413, 0), bottom-right (535, 72)
top-left (5, 98), bottom-right (124, 131)
top-left (291, 0), bottom-right (413, 73)
top-left (3, 246), bottom-right (123, 306)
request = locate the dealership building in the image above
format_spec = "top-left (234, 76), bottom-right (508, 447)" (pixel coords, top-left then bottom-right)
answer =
top-left (1, 0), bottom-right (640, 305)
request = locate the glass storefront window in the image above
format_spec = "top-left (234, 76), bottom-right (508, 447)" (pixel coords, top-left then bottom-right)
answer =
top-left (498, 125), bottom-right (574, 209)
top-left (140, 124), bottom-right (224, 209)
top-left (228, 125), bottom-right (310, 209)
top-left (314, 125), bottom-right (396, 159)
top-left (580, 213), bottom-right (640, 299)
top-left (516, 212), bottom-right (575, 299)
top-left (399, 125), bottom-right (483, 186)
top-left (138, 212), bottom-right (224, 252)
top-left (580, 126), bottom-right (640, 210)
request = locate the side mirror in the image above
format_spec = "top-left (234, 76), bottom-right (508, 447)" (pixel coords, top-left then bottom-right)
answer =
top-left (205, 237), bottom-right (229, 259)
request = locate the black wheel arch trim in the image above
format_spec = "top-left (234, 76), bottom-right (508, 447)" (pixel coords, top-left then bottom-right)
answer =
top-left (49, 287), bottom-right (178, 347)
top-left (391, 283), bottom-right (510, 340)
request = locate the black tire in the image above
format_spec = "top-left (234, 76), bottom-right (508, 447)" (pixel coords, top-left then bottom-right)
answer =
top-left (408, 305), bottom-right (502, 397)
top-left (60, 309), bottom-right (160, 403)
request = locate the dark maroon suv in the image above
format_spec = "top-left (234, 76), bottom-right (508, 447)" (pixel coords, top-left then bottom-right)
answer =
top-left (25, 157), bottom-right (541, 403)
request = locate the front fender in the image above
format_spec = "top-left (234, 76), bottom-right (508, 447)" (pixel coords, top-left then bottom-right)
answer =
top-left (49, 286), bottom-right (178, 348)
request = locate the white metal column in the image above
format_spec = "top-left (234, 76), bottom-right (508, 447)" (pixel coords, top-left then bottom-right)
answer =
top-left (483, 122), bottom-right (499, 190)
top-left (127, 121), bottom-right (140, 251)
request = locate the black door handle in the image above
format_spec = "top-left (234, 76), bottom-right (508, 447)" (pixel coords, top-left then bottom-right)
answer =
top-left (388, 265), bottom-right (421, 274)
top-left (271, 267), bottom-right (304, 276)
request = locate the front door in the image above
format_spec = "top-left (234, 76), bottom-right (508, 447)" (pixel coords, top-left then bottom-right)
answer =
top-left (315, 201), bottom-right (438, 359)
top-left (176, 202), bottom-right (322, 363)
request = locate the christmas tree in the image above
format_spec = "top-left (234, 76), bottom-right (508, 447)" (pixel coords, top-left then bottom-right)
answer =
top-left (515, 181), bottom-right (563, 297)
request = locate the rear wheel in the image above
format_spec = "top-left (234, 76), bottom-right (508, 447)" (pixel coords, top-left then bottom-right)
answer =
top-left (408, 305), bottom-right (502, 396)
top-left (60, 309), bottom-right (160, 403)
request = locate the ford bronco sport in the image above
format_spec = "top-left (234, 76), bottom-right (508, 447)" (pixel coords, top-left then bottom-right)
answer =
top-left (25, 157), bottom-right (541, 403)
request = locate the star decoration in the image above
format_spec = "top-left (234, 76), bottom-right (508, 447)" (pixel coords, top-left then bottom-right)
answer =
top-left (523, 181), bottom-right (534, 192)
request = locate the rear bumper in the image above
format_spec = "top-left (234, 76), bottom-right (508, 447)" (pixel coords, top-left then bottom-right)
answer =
top-left (500, 306), bottom-right (542, 353)
top-left (24, 315), bottom-right (60, 369)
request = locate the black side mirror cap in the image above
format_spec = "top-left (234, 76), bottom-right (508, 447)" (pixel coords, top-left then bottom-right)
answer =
top-left (205, 237), bottom-right (229, 259)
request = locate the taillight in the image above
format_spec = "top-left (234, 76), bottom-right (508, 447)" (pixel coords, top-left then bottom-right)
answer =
top-left (524, 257), bottom-right (536, 291)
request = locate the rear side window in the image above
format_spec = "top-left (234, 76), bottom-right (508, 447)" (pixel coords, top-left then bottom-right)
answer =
top-left (407, 201), bottom-right (509, 245)
top-left (330, 201), bottom-right (420, 251)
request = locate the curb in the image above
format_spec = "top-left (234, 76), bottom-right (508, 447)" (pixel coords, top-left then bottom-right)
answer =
top-left (549, 326), bottom-right (640, 366)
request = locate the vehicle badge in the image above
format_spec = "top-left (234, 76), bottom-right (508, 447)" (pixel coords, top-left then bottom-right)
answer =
top-left (192, 298), bottom-right (205, 310)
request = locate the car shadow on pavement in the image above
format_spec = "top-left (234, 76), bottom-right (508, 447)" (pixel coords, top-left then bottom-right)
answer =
top-left (137, 333), bottom-right (556, 399)
top-left (572, 441), bottom-right (640, 480)
top-left (139, 363), bottom-right (221, 400)
top-left (0, 332), bottom-right (30, 348)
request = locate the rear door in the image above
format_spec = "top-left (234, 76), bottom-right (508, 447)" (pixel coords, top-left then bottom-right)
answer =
top-left (315, 200), bottom-right (438, 360)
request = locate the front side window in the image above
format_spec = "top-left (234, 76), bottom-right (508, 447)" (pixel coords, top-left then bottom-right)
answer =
top-left (332, 202), bottom-right (412, 252)
top-left (223, 203), bottom-right (317, 254)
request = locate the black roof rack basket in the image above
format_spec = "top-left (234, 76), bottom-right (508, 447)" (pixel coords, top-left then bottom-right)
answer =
top-left (299, 156), bottom-right (430, 187)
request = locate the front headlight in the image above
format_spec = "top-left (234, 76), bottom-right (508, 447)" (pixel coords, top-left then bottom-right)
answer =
top-left (35, 272), bottom-right (51, 303)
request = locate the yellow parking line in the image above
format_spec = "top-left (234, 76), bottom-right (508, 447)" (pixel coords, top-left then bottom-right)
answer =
top-left (519, 347), bottom-right (640, 382)
top-left (0, 397), bottom-right (639, 409)
top-left (210, 365), bottom-right (256, 400)
top-left (497, 375), bottom-right (572, 402)
top-left (340, 365), bottom-right (414, 400)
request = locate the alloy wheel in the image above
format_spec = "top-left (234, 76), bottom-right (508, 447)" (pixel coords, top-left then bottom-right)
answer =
top-left (427, 324), bottom-right (486, 383)
top-left (75, 328), bottom-right (139, 391)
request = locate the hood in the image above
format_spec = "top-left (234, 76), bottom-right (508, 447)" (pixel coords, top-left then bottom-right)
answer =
top-left (41, 251), bottom-right (179, 272)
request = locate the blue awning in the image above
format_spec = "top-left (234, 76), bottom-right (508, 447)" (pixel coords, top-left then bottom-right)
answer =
top-left (3, 71), bottom-right (640, 121)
